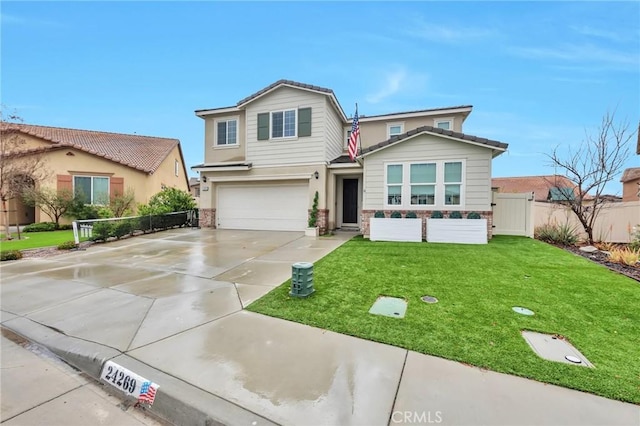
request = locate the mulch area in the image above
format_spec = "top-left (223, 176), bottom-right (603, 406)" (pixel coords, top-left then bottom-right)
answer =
top-left (562, 245), bottom-right (640, 283)
top-left (18, 241), bottom-right (95, 259)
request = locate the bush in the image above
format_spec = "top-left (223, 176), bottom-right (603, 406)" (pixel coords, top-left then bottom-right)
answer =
top-left (113, 219), bottom-right (134, 239)
top-left (91, 221), bottom-right (114, 242)
top-left (390, 211), bottom-right (402, 218)
top-left (1, 250), bottom-right (22, 261)
top-left (535, 222), bottom-right (579, 246)
top-left (374, 211), bottom-right (385, 218)
top-left (608, 247), bottom-right (640, 266)
top-left (430, 211), bottom-right (443, 219)
top-left (449, 211), bottom-right (462, 219)
top-left (66, 199), bottom-right (100, 220)
top-left (467, 212), bottom-right (481, 219)
top-left (58, 224), bottom-right (73, 230)
top-left (23, 222), bottom-right (57, 232)
top-left (57, 241), bottom-right (77, 250)
top-left (629, 225), bottom-right (640, 251)
top-left (406, 211), bottom-right (417, 219)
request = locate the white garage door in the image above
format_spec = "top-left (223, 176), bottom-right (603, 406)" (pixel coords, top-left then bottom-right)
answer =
top-left (217, 183), bottom-right (309, 231)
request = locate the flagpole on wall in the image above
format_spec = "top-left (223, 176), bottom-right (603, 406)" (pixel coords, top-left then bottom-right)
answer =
top-left (355, 102), bottom-right (363, 161)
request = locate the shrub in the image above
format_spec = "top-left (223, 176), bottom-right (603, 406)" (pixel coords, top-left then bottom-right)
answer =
top-left (390, 211), bottom-right (402, 218)
top-left (608, 247), bottom-right (640, 266)
top-left (58, 224), bottom-right (73, 230)
top-left (1, 250), bottom-right (22, 261)
top-left (629, 225), bottom-right (640, 251)
top-left (66, 199), bottom-right (100, 220)
top-left (113, 219), bottom-right (134, 239)
top-left (406, 211), bottom-right (417, 219)
top-left (98, 207), bottom-right (114, 219)
top-left (449, 211), bottom-right (462, 219)
top-left (467, 212), bottom-right (481, 219)
top-left (23, 222), bottom-right (57, 232)
top-left (535, 222), bottom-right (578, 246)
top-left (308, 191), bottom-right (319, 227)
top-left (91, 221), bottom-right (114, 242)
top-left (374, 211), bottom-right (385, 218)
top-left (57, 241), bottom-right (77, 250)
top-left (430, 211), bottom-right (443, 219)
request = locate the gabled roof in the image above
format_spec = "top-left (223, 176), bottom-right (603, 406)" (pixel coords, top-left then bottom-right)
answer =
top-left (492, 175), bottom-right (577, 202)
top-left (352, 105), bottom-right (473, 123)
top-left (1, 122), bottom-right (181, 174)
top-left (359, 125), bottom-right (508, 158)
top-left (196, 79), bottom-right (348, 121)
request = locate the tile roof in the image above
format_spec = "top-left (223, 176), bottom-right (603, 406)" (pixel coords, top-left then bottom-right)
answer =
top-left (236, 79), bottom-right (334, 106)
top-left (1, 122), bottom-right (180, 174)
top-left (621, 167), bottom-right (640, 182)
top-left (359, 125), bottom-right (508, 156)
top-left (492, 175), bottom-right (577, 201)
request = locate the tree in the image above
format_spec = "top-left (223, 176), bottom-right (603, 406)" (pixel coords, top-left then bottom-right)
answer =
top-left (22, 187), bottom-right (74, 227)
top-left (546, 111), bottom-right (634, 244)
top-left (109, 188), bottom-right (136, 217)
top-left (0, 109), bottom-right (49, 239)
top-left (138, 186), bottom-right (195, 215)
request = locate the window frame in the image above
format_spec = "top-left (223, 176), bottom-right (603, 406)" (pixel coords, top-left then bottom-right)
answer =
top-left (387, 122), bottom-right (404, 138)
top-left (270, 109), bottom-right (297, 139)
top-left (384, 160), bottom-right (465, 209)
top-left (434, 118), bottom-right (453, 130)
top-left (443, 161), bottom-right (463, 206)
top-left (214, 117), bottom-right (239, 147)
top-left (73, 175), bottom-right (110, 205)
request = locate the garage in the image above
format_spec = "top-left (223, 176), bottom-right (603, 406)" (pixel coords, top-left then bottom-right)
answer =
top-left (217, 183), bottom-right (309, 231)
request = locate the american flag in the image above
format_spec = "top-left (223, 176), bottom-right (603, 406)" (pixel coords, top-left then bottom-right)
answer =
top-left (348, 106), bottom-right (360, 161)
top-left (138, 381), bottom-right (158, 405)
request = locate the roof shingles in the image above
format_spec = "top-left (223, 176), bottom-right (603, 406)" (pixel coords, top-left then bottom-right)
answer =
top-left (1, 123), bottom-right (179, 174)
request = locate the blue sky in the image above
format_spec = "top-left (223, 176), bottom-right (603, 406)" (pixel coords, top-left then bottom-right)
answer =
top-left (2, 1), bottom-right (638, 194)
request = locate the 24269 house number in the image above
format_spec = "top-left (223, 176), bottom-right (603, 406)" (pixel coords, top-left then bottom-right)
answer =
top-left (103, 364), bottom-right (136, 394)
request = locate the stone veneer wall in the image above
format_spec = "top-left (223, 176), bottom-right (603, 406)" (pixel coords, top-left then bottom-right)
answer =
top-left (361, 210), bottom-right (494, 240)
top-left (309, 209), bottom-right (329, 235)
top-left (199, 208), bottom-right (216, 228)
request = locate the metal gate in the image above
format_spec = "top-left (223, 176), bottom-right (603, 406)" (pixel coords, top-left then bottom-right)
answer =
top-left (492, 192), bottom-right (534, 237)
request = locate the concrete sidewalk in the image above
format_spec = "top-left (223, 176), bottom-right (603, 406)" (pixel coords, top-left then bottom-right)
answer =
top-left (1, 228), bottom-right (638, 425)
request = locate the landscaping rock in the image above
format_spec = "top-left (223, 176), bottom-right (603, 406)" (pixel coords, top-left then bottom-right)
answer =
top-left (579, 245), bottom-right (599, 253)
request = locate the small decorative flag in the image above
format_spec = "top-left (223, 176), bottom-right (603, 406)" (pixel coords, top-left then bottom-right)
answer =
top-left (138, 381), bottom-right (158, 405)
top-left (348, 106), bottom-right (360, 161)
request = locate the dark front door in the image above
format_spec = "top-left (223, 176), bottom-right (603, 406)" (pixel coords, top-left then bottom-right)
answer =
top-left (342, 179), bottom-right (358, 224)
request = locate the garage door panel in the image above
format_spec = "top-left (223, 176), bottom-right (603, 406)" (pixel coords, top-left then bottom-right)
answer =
top-left (218, 184), bottom-right (308, 231)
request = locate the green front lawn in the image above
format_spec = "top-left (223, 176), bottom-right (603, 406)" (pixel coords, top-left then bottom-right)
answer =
top-left (0, 230), bottom-right (84, 251)
top-left (248, 236), bottom-right (640, 403)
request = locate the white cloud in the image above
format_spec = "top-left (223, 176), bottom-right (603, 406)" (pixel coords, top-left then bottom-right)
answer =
top-left (569, 25), bottom-right (632, 43)
top-left (406, 21), bottom-right (498, 44)
top-left (365, 69), bottom-right (409, 104)
top-left (508, 43), bottom-right (639, 71)
top-left (0, 13), bottom-right (63, 28)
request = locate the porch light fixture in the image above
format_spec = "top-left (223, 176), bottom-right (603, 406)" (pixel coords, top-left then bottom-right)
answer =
top-left (313, 171), bottom-right (319, 180)
top-left (202, 176), bottom-right (207, 183)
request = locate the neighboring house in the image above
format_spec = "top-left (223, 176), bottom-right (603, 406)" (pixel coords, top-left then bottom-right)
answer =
top-left (620, 167), bottom-right (640, 202)
top-left (492, 175), bottom-right (579, 202)
top-left (1, 123), bottom-right (189, 225)
top-left (189, 177), bottom-right (201, 207)
top-left (192, 79), bottom-right (508, 238)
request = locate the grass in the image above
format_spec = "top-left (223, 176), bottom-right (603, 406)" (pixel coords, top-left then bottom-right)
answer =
top-left (0, 230), bottom-right (85, 251)
top-left (248, 236), bottom-right (640, 403)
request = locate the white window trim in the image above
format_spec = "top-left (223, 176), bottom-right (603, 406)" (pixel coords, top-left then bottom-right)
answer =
top-left (434, 117), bottom-right (454, 130)
top-left (387, 122), bottom-right (404, 138)
top-left (384, 159), bottom-right (465, 210)
top-left (214, 116), bottom-right (239, 147)
top-left (175, 159), bottom-right (179, 177)
top-left (270, 109), bottom-right (297, 140)
top-left (73, 175), bottom-right (110, 206)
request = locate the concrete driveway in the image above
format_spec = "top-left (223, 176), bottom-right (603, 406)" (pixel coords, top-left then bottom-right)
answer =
top-left (1, 228), bottom-right (638, 426)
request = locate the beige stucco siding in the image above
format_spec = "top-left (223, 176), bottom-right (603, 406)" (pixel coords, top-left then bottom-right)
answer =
top-left (325, 97), bottom-right (345, 162)
top-left (363, 134), bottom-right (493, 211)
top-left (359, 113), bottom-right (466, 150)
top-left (204, 111), bottom-right (246, 163)
top-left (245, 87), bottom-right (326, 166)
top-left (146, 145), bottom-right (190, 195)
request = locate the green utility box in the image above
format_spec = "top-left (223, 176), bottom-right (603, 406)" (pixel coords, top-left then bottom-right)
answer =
top-left (290, 262), bottom-right (315, 298)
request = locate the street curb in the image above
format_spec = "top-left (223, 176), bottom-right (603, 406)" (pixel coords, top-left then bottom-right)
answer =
top-left (2, 317), bottom-right (277, 426)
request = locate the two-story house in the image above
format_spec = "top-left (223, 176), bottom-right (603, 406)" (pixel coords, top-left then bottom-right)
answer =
top-left (192, 80), bottom-right (508, 239)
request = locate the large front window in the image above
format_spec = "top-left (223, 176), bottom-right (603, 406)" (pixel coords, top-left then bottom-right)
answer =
top-left (216, 119), bottom-right (237, 145)
top-left (74, 176), bottom-right (109, 205)
top-left (385, 160), bottom-right (464, 208)
top-left (272, 109), bottom-right (296, 138)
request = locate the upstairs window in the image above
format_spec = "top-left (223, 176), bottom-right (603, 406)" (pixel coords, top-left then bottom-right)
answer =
top-left (272, 109), bottom-right (296, 138)
top-left (435, 120), bottom-right (452, 130)
top-left (388, 123), bottom-right (404, 138)
top-left (216, 119), bottom-right (238, 145)
top-left (74, 176), bottom-right (109, 205)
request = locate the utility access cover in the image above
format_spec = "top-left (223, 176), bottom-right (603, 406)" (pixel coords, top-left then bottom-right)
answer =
top-left (521, 331), bottom-right (593, 367)
top-left (369, 296), bottom-right (407, 319)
